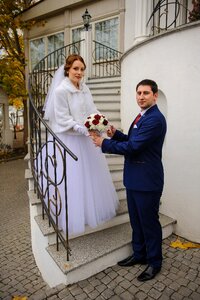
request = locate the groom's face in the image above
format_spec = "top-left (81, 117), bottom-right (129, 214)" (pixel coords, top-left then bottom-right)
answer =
top-left (136, 85), bottom-right (158, 110)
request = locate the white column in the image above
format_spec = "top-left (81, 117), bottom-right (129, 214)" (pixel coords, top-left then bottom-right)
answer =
top-left (80, 30), bottom-right (92, 80)
top-left (134, 0), bottom-right (152, 45)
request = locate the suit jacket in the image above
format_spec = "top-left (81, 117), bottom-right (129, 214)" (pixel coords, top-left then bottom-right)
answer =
top-left (102, 104), bottom-right (167, 191)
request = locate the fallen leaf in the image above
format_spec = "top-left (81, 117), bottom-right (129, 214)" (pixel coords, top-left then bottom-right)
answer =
top-left (170, 238), bottom-right (200, 249)
top-left (64, 263), bottom-right (72, 269)
top-left (12, 297), bottom-right (28, 300)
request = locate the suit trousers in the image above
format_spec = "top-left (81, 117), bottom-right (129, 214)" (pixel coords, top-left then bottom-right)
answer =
top-left (126, 189), bottom-right (162, 268)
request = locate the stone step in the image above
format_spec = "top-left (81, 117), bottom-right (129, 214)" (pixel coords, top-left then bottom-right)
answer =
top-left (116, 198), bottom-right (127, 215)
top-left (87, 77), bottom-right (121, 87)
top-left (91, 88), bottom-right (121, 95)
top-left (100, 109), bottom-right (120, 120)
top-left (94, 94), bottom-right (121, 101)
top-left (41, 213), bottom-right (176, 287)
top-left (109, 164), bottom-right (123, 181)
top-left (106, 154), bottom-right (124, 165)
top-left (95, 100), bottom-right (120, 110)
top-left (31, 188), bottom-right (127, 224)
top-left (109, 119), bottom-right (121, 129)
top-left (34, 212), bottom-right (130, 244)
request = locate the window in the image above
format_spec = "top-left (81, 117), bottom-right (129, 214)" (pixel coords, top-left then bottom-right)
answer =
top-left (72, 27), bottom-right (83, 43)
top-left (72, 27), bottom-right (84, 53)
top-left (30, 38), bottom-right (45, 70)
top-left (47, 32), bottom-right (64, 67)
top-left (30, 32), bottom-right (64, 70)
top-left (95, 17), bottom-right (119, 60)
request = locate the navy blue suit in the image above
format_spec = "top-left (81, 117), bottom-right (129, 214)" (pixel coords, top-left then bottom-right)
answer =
top-left (102, 104), bottom-right (167, 268)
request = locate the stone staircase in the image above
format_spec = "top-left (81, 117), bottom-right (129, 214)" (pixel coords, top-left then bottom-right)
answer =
top-left (25, 76), bottom-right (177, 288)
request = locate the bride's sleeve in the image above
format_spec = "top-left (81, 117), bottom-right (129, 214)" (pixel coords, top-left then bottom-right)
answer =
top-left (54, 88), bottom-right (76, 132)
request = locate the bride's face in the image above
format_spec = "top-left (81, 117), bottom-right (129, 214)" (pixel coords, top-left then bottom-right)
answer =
top-left (68, 60), bottom-right (85, 88)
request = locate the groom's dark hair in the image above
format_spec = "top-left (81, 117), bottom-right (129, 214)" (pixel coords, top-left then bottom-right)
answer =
top-left (136, 79), bottom-right (158, 94)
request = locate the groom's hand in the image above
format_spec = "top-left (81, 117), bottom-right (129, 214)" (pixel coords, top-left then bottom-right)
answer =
top-left (107, 125), bottom-right (116, 137)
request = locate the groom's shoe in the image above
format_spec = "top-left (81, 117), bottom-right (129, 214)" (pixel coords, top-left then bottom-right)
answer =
top-left (118, 255), bottom-right (147, 267)
top-left (137, 265), bottom-right (161, 282)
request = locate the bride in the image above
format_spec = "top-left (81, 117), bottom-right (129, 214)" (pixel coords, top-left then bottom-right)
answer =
top-left (41, 54), bottom-right (118, 236)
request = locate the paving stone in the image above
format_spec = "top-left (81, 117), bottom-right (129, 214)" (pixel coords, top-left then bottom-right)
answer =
top-left (95, 283), bottom-right (107, 293)
top-left (48, 295), bottom-right (60, 300)
top-left (187, 281), bottom-right (200, 292)
top-left (114, 285), bottom-right (125, 295)
top-left (74, 293), bottom-right (88, 300)
top-left (190, 291), bottom-right (200, 300)
top-left (178, 286), bottom-right (192, 297)
top-left (61, 295), bottom-right (74, 300)
top-left (69, 286), bottom-right (83, 296)
top-left (148, 287), bottom-right (162, 299)
top-left (57, 288), bottom-right (70, 298)
top-left (107, 280), bottom-right (118, 290)
top-left (124, 272), bottom-right (135, 281)
top-left (107, 270), bottom-right (118, 280)
top-left (135, 291), bottom-right (147, 300)
top-left (120, 290), bottom-right (136, 300)
top-left (159, 295), bottom-right (171, 300)
top-left (95, 272), bottom-right (106, 280)
top-left (87, 289), bottom-right (100, 299)
top-left (82, 283), bottom-right (94, 294)
top-left (109, 296), bottom-right (122, 300)
top-left (89, 278), bottom-right (101, 287)
top-left (101, 288), bottom-right (115, 299)
top-left (119, 278), bottom-right (132, 289)
top-left (171, 292), bottom-right (184, 300)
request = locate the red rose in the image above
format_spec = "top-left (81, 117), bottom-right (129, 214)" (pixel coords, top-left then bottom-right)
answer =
top-left (85, 121), bottom-right (90, 128)
top-left (92, 119), bottom-right (99, 125)
top-left (103, 119), bottom-right (108, 125)
top-left (94, 114), bottom-right (101, 120)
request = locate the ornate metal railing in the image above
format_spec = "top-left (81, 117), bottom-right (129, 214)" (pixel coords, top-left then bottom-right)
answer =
top-left (148, 0), bottom-right (194, 35)
top-left (29, 41), bottom-right (82, 259)
top-left (92, 41), bottom-right (122, 78)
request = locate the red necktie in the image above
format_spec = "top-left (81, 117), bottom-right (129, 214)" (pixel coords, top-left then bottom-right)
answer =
top-left (133, 113), bottom-right (141, 125)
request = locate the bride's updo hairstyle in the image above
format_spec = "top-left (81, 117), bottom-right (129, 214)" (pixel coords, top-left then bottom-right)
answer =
top-left (64, 54), bottom-right (86, 77)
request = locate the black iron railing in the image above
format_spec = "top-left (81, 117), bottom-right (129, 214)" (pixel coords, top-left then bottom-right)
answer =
top-left (29, 41), bottom-right (82, 259)
top-left (148, 0), bottom-right (192, 35)
top-left (92, 41), bottom-right (122, 78)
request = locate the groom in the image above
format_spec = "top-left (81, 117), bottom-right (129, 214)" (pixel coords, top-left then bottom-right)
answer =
top-left (91, 79), bottom-right (167, 281)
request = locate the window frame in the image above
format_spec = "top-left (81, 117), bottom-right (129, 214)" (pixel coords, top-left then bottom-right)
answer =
top-left (29, 30), bottom-right (64, 71)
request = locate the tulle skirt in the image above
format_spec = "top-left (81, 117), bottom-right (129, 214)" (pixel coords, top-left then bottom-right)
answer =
top-left (39, 132), bottom-right (119, 236)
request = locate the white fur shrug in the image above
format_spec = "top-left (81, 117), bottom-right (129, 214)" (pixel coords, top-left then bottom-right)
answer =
top-left (49, 77), bottom-right (99, 134)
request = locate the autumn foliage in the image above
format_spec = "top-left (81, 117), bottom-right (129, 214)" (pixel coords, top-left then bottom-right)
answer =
top-left (0, 0), bottom-right (30, 108)
top-left (0, 0), bottom-right (38, 147)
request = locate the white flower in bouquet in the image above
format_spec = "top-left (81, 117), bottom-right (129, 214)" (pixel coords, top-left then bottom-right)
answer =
top-left (84, 113), bottom-right (109, 133)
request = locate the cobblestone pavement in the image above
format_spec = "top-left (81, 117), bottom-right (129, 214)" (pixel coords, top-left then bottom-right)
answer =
top-left (0, 159), bottom-right (200, 300)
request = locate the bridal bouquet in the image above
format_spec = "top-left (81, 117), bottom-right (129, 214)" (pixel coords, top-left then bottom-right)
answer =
top-left (84, 113), bottom-right (109, 133)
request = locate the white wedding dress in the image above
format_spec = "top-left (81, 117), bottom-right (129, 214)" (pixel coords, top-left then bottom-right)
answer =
top-left (40, 71), bottom-right (119, 236)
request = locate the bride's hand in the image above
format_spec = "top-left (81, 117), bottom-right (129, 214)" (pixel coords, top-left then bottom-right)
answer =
top-left (89, 130), bottom-right (100, 137)
top-left (90, 134), bottom-right (104, 147)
